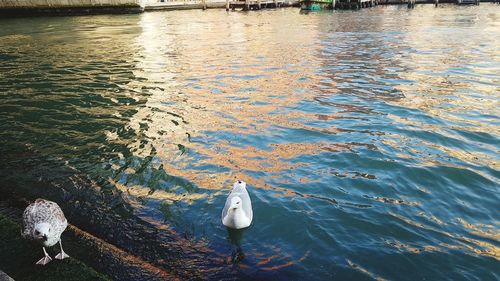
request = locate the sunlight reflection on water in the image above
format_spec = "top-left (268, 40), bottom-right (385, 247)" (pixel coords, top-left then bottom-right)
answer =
top-left (0, 4), bottom-right (499, 280)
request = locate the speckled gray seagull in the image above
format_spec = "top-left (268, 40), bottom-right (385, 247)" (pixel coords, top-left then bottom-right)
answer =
top-left (22, 199), bottom-right (70, 265)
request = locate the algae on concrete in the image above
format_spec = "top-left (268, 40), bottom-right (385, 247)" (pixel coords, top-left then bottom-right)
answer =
top-left (0, 270), bottom-right (14, 281)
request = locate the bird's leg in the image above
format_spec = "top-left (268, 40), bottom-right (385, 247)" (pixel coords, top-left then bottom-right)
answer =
top-left (36, 247), bottom-right (52, 265)
top-left (55, 239), bottom-right (70, 260)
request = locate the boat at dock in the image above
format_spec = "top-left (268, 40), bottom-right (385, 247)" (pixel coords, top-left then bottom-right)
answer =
top-left (300, 0), bottom-right (335, 10)
top-left (457, 0), bottom-right (479, 4)
top-left (336, 0), bottom-right (377, 9)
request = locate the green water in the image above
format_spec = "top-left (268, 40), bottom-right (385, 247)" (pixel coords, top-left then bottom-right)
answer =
top-left (0, 5), bottom-right (499, 281)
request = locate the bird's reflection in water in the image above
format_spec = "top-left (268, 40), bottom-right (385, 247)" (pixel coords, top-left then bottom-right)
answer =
top-left (226, 227), bottom-right (246, 264)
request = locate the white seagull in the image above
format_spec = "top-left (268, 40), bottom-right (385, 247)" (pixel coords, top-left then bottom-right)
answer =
top-left (21, 199), bottom-right (70, 265)
top-left (221, 180), bottom-right (253, 229)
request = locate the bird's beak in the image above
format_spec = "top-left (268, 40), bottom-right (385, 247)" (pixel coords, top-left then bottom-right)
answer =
top-left (42, 235), bottom-right (48, 241)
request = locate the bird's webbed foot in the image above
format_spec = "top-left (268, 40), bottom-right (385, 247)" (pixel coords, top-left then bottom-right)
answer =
top-left (55, 251), bottom-right (69, 260)
top-left (55, 239), bottom-right (70, 260)
top-left (36, 247), bottom-right (52, 265)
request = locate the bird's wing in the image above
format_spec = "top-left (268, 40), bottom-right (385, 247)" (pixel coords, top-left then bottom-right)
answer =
top-left (49, 201), bottom-right (67, 223)
top-left (221, 190), bottom-right (234, 221)
top-left (238, 187), bottom-right (253, 222)
top-left (44, 200), bottom-right (68, 234)
top-left (21, 203), bottom-right (36, 238)
top-left (221, 186), bottom-right (253, 222)
top-left (22, 199), bottom-right (68, 236)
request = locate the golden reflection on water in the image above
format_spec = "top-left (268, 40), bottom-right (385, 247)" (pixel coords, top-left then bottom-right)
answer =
top-left (388, 8), bottom-right (500, 174)
top-left (111, 178), bottom-right (208, 204)
top-left (1, 6), bottom-right (499, 279)
top-left (387, 211), bottom-right (500, 261)
top-left (99, 12), bottom-right (329, 271)
top-left (347, 259), bottom-right (387, 281)
top-left (90, 7), bottom-right (500, 272)
top-left (122, 11), bottom-right (329, 196)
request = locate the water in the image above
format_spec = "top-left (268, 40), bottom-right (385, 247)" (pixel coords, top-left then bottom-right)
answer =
top-left (1, 5), bottom-right (499, 280)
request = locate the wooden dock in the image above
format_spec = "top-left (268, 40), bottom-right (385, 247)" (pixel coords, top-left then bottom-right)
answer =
top-left (226, 0), bottom-right (285, 10)
top-left (146, 0), bottom-right (227, 10)
top-left (336, 0), bottom-right (377, 9)
top-left (456, 0), bottom-right (479, 4)
top-left (144, 0), bottom-right (494, 11)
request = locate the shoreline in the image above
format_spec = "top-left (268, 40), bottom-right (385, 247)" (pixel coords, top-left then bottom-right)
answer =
top-left (0, 0), bottom-right (496, 17)
top-left (0, 4), bottom-right (143, 17)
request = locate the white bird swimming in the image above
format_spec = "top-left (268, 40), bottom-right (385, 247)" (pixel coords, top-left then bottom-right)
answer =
top-left (21, 199), bottom-right (70, 265)
top-left (221, 180), bottom-right (253, 229)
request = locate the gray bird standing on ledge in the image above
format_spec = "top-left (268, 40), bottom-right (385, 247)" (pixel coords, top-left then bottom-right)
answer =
top-left (21, 199), bottom-right (70, 265)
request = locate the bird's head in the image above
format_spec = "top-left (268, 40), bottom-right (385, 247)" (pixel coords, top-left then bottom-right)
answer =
top-left (229, 196), bottom-right (242, 211)
top-left (33, 223), bottom-right (52, 244)
top-left (234, 180), bottom-right (246, 189)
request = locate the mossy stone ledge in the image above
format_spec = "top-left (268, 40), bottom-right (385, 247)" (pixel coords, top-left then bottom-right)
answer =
top-left (0, 214), bottom-right (110, 281)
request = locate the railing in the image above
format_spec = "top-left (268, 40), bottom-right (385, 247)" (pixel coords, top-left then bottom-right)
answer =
top-left (152, 0), bottom-right (224, 3)
top-left (144, 0), bottom-right (227, 9)
top-left (157, 0), bottom-right (199, 2)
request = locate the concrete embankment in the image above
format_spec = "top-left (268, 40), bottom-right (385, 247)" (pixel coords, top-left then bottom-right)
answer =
top-left (2, 0), bottom-right (496, 16)
top-left (0, 198), bottom-right (179, 281)
top-left (1, 0), bottom-right (297, 15)
top-left (0, 0), bottom-right (145, 16)
top-left (0, 213), bottom-right (110, 281)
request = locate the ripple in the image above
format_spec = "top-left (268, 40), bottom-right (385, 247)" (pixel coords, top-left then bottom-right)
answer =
top-left (1, 5), bottom-right (499, 281)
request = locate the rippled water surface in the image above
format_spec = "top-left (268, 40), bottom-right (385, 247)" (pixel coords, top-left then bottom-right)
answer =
top-left (1, 5), bottom-right (499, 280)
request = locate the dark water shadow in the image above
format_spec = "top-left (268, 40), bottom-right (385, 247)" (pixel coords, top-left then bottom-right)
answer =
top-left (226, 227), bottom-right (246, 265)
